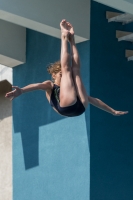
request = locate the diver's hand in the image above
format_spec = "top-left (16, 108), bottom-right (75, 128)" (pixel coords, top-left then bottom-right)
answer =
top-left (5, 86), bottom-right (23, 100)
top-left (113, 110), bottom-right (128, 116)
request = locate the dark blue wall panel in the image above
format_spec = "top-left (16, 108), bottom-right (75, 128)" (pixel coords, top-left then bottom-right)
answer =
top-left (90, 1), bottom-right (133, 200)
top-left (13, 30), bottom-right (90, 200)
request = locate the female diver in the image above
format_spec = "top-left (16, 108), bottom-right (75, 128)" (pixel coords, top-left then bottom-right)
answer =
top-left (5, 20), bottom-right (128, 117)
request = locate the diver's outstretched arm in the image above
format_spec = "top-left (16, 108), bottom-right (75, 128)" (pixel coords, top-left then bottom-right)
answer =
top-left (5, 80), bottom-right (52, 100)
top-left (88, 96), bottom-right (128, 116)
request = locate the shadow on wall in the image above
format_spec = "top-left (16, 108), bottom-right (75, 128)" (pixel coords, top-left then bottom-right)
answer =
top-left (13, 30), bottom-right (64, 170)
top-left (13, 91), bottom-right (63, 169)
top-left (13, 30), bottom-right (90, 170)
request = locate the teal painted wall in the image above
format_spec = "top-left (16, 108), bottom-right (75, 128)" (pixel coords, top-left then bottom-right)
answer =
top-left (90, 1), bottom-right (133, 200)
top-left (13, 30), bottom-right (90, 200)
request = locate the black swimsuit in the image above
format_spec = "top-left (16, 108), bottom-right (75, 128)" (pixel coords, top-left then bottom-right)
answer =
top-left (50, 84), bottom-right (85, 117)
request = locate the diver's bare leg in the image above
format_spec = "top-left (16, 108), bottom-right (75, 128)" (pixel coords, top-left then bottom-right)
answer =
top-left (66, 22), bottom-right (88, 108)
top-left (59, 20), bottom-right (77, 107)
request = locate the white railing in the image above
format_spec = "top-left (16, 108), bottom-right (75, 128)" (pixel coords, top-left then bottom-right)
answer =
top-left (0, 64), bottom-right (12, 84)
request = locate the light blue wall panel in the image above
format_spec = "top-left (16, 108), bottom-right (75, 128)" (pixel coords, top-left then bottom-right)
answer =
top-left (13, 30), bottom-right (90, 200)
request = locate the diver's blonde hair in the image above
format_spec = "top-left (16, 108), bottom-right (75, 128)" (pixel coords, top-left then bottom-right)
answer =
top-left (47, 61), bottom-right (61, 75)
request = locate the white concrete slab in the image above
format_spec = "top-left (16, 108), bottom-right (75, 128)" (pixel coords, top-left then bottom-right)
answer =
top-left (0, 20), bottom-right (26, 67)
top-left (0, 64), bottom-right (12, 84)
top-left (0, 0), bottom-right (90, 43)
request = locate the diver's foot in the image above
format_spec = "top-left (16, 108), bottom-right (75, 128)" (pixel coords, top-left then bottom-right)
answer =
top-left (66, 21), bottom-right (75, 43)
top-left (60, 19), bottom-right (69, 39)
top-left (66, 22), bottom-right (74, 36)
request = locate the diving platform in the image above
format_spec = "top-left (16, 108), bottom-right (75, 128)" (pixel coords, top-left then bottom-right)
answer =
top-left (125, 50), bottom-right (133, 61)
top-left (116, 30), bottom-right (133, 42)
top-left (106, 11), bottom-right (133, 25)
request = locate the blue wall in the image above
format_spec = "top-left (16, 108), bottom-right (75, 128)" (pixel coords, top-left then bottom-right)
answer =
top-left (90, 1), bottom-right (133, 200)
top-left (13, 30), bottom-right (90, 200)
